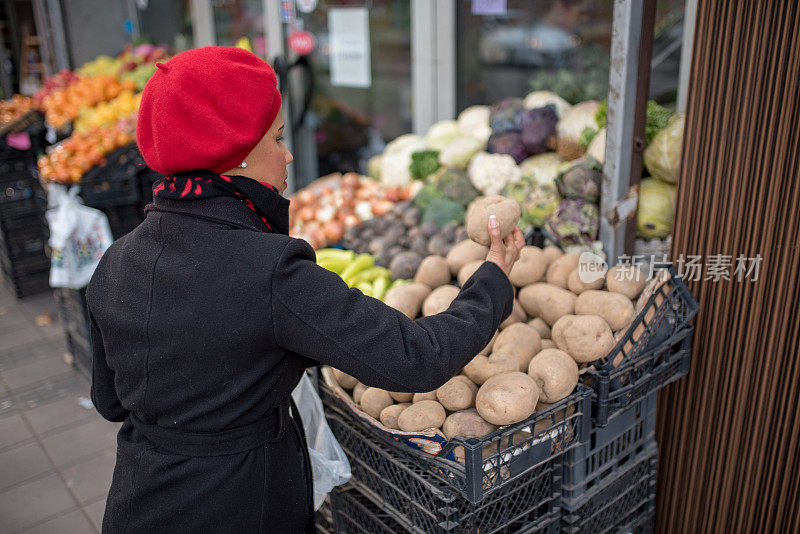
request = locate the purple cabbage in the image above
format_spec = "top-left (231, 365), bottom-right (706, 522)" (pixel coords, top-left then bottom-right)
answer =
top-left (489, 97), bottom-right (525, 134)
top-left (555, 159), bottom-right (602, 203)
top-left (517, 105), bottom-right (558, 155)
top-left (545, 199), bottom-right (600, 246)
top-left (488, 130), bottom-right (529, 164)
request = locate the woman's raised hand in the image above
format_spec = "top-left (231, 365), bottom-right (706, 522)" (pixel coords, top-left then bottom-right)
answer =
top-left (485, 215), bottom-right (525, 277)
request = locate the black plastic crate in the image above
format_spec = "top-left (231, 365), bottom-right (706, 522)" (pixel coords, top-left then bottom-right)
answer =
top-left (321, 379), bottom-right (589, 533)
top-left (0, 252), bottom-right (50, 279)
top-left (331, 484), bottom-right (560, 534)
top-left (330, 486), bottom-right (413, 533)
top-left (561, 445), bottom-right (657, 534)
top-left (586, 326), bottom-right (693, 427)
top-left (0, 224), bottom-right (49, 261)
top-left (315, 498), bottom-right (334, 534)
top-left (562, 393), bottom-right (656, 501)
top-left (79, 144), bottom-right (144, 208)
top-left (1, 269), bottom-right (50, 299)
top-left (65, 328), bottom-right (92, 379)
top-left (0, 200), bottom-right (46, 227)
top-left (0, 153), bottom-right (37, 175)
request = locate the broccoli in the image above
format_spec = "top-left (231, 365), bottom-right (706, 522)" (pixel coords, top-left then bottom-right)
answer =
top-left (409, 150), bottom-right (441, 181)
top-left (578, 126), bottom-right (599, 148)
top-left (412, 183), bottom-right (444, 211)
top-left (595, 100), bottom-right (673, 145)
top-left (430, 168), bottom-right (481, 207)
top-left (421, 197), bottom-right (466, 227)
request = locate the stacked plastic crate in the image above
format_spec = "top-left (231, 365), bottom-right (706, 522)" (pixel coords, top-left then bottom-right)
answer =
top-left (0, 112), bottom-right (50, 298)
top-left (320, 365), bottom-right (592, 534)
top-left (561, 267), bottom-right (698, 533)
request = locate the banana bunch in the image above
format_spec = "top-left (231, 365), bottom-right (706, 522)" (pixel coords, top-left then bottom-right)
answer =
top-left (316, 249), bottom-right (407, 300)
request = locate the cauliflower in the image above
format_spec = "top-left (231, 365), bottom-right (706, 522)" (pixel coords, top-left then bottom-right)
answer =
top-left (380, 134), bottom-right (427, 187)
top-left (523, 91), bottom-right (572, 119)
top-left (439, 136), bottom-right (485, 168)
top-left (425, 120), bottom-right (461, 151)
top-left (384, 133), bottom-right (426, 155)
top-left (467, 152), bottom-right (522, 196)
top-left (519, 153), bottom-right (563, 186)
top-left (457, 105), bottom-right (492, 143)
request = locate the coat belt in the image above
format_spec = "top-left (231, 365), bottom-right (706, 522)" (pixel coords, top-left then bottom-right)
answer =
top-left (128, 402), bottom-right (290, 457)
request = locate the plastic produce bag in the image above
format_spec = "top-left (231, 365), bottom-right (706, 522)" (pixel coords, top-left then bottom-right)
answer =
top-left (291, 373), bottom-right (351, 510)
top-left (46, 185), bottom-right (113, 289)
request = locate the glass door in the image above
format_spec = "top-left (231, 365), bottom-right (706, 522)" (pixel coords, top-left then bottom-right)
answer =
top-left (277, 0), bottom-right (413, 189)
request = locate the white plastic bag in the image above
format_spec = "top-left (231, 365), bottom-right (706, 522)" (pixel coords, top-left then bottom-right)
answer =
top-left (291, 373), bottom-right (351, 510)
top-left (46, 185), bottom-right (114, 289)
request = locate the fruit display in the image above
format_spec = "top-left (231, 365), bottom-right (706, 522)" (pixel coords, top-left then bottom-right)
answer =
top-left (37, 121), bottom-right (135, 184)
top-left (40, 76), bottom-right (137, 129)
top-left (78, 55), bottom-right (124, 77)
top-left (289, 172), bottom-right (421, 250)
top-left (0, 95), bottom-right (34, 126)
top-left (73, 90), bottom-right (141, 132)
top-left (32, 70), bottom-right (80, 107)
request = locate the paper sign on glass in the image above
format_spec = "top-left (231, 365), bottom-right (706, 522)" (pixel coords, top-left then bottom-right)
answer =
top-left (472, 0), bottom-right (507, 16)
top-left (329, 7), bottom-right (372, 88)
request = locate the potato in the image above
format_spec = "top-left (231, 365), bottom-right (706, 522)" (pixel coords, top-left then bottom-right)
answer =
top-left (422, 285), bottom-right (460, 316)
top-left (493, 323), bottom-right (542, 370)
top-left (500, 299), bottom-right (526, 329)
top-left (384, 283), bottom-right (432, 319)
top-left (412, 391), bottom-right (438, 403)
top-left (574, 290), bottom-right (635, 331)
top-left (518, 283), bottom-right (577, 326)
top-left (457, 260), bottom-right (485, 287)
top-left (509, 247), bottom-right (548, 287)
top-left (397, 400), bottom-right (447, 432)
top-left (332, 369), bottom-right (358, 389)
top-left (389, 251), bottom-right (423, 280)
top-left (567, 269), bottom-right (604, 294)
top-left (527, 349), bottom-right (579, 403)
top-left (446, 240), bottom-right (488, 276)
top-left (527, 318), bottom-right (551, 339)
top-left (380, 403), bottom-right (411, 430)
top-left (465, 195), bottom-right (521, 246)
top-left (606, 265), bottom-right (648, 299)
top-left (414, 255), bottom-right (451, 289)
top-left (542, 246), bottom-right (563, 265)
top-left (545, 253), bottom-right (580, 288)
top-left (352, 383), bottom-right (367, 404)
top-left (359, 388), bottom-right (394, 419)
top-left (478, 331), bottom-right (498, 356)
top-left (436, 376), bottom-right (478, 411)
top-left (551, 314), bottom-right (615, 363)
top-left (476, 372), bottom-right (540, 426)
top-left (442, 409), bottom-right (498, 439)
top-left (389, 391), bottom-right (414, 403)
top-left (462, 355), bottom-right (517, 385)
top-left (541, 339), bottom-right (556, 349)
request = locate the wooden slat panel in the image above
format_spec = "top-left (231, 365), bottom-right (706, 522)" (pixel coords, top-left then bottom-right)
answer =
top-left (655, 1), bottom-right (800, 532)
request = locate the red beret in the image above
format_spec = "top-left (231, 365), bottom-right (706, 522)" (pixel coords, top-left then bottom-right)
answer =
top-left (136, 47), bottom-right (282, 175)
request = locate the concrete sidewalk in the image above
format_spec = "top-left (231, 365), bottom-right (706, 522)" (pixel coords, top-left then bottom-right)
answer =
top-left (0, 285), bottom-right (118, 533)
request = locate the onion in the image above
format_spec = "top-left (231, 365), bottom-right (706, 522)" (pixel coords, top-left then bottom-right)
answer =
top-left (371, 199), bottom-right (394, 217)
top-left (342, 172), bottom-right (361, 189)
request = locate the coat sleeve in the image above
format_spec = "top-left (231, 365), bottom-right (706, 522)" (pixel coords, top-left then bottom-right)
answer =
top-left (271, 239), bottom-right (515, 392)
top-left (87, 306), bottom-right (129, 423)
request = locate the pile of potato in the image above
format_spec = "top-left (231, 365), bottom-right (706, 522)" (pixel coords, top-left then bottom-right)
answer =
top-left (329, 195), bottom-right (656, 445)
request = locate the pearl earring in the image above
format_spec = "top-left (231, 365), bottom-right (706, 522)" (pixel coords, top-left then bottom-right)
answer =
top-left (240, 162), bottom-right (248, 168)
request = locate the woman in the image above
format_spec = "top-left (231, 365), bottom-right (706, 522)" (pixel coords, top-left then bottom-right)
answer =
top-left (87, 47), bottom-right (524, 533)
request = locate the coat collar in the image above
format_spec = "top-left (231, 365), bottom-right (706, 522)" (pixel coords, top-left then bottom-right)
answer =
top-left (147, 195), bottom-right (280, 233)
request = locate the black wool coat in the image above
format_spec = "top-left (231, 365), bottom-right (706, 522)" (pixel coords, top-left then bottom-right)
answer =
top-left (86, 192), bottom-right (514, 534)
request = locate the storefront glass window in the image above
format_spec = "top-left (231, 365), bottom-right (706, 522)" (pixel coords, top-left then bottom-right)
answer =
top-left (138, 0), bottom-right (194, 53)
top-left (213, 0), bottom-right (267, 58)
top-left (649, 0), bottom-right (686, 108)
top-left (456, 0), bottom-right (613, 108)
top-left (290, 0), bottom-right (412, 177)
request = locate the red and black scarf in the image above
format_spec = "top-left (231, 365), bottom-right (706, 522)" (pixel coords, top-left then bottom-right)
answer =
top-left (149, 170), bottom-right (289, 235)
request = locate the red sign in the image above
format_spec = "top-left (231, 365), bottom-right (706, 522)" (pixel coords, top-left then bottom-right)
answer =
top-left (288, 31), bottom-right (315, 56)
